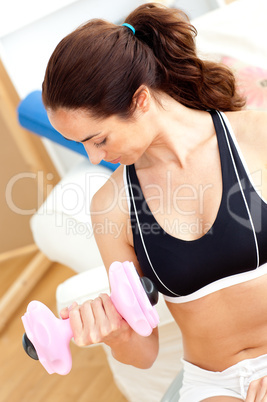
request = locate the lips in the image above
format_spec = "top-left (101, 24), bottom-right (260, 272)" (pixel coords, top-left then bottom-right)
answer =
top-left (108, 157), bottom-right (121, 164)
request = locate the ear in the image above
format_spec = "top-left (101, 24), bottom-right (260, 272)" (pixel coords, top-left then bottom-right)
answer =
top-left (131, 85), bottom-right (151, 113)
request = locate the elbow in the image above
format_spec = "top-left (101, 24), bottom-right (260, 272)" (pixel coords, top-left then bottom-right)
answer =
top-left (111, 328), bottom-right (159, 369)
top-left (141, 358), bottom-right (157, 370)
top-left (133, 345), bottom-right (159, 370)
top-left (127, 357), bottom-right (158, 370)
top-left (138, 333), bottom-right (160, 369)
top-left (111, 345), bottom-right (159, 370)
top-left (143, 347), bottom-right (159, 369)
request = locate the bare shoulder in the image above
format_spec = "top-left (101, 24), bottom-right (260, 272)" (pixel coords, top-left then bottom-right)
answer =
top-left (225, 109), bottom-right (267, 146)
top-left (90, 164), bottom-right (125, 216)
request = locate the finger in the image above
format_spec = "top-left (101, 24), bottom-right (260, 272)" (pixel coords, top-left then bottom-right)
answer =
top-left (60, 307), bottom-right (69, 319)
top-left (245, 379), bottom-right (258, 402)
top-left (60, 302), bottom-right (78, 319)
top-left (90, 297), bottom-right (108, 322)
top-left (80, 299), bottom-right (106, 344)
top-left (80, 300), bottom-right (95, 328)
top-left (100, 293), bottom-right (129, 333)
top-left (245, 377), bottom-right (267, 402)
top-left (69, 304), bottom-right (85, 346)
top-left (100, 293), bottom-right (122, 319)
top-left (83, 298), bottom-right (110, 343)
top-left (256, 377), bottom-right (267, 401)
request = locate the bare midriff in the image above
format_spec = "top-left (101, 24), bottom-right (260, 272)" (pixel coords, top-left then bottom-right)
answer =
top-left (166, 273), bottom-right (267, 372)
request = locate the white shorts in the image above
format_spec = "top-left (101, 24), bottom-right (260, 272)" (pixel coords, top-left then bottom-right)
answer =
top-left (179, 353), bottom-right (267, 401)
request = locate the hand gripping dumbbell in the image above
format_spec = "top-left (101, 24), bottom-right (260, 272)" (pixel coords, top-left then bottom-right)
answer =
top-left (21, 261), bottom-right (159, 375)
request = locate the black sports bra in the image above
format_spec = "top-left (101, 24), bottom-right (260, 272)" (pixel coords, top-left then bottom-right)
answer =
top-left (124, 110), bottom-right (267, 303)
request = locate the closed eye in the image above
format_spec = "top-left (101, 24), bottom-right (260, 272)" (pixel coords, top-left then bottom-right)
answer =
top-left (94, 138), bottom-right (107, 148)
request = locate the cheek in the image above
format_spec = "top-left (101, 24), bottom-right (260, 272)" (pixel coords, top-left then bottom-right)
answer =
top-left (112, 129), bottom-right (143, 155)
top-left (124, 141), bottom-right (141, 155)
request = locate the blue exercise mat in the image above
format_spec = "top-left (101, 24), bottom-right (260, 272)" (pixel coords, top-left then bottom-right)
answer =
top-left (17, 90), bottom-right (119, 172)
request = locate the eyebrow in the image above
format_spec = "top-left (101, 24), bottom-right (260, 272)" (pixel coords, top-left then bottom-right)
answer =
top-left (80, 132), bottom-right (102, 143)
top-left (62, 132), bottom-right (102, 143)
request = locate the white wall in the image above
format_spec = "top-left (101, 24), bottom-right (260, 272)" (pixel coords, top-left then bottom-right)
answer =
top-left (0, 0), bottom-right (149, 99)
top-left (0, 0), bottom-right (79, 37)
top-left (173, 0), bottom-right (218, 19)
top-left (0, 0), bottom-right (219, 176)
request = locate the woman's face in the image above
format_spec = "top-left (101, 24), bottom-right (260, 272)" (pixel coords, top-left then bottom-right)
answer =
top-left (48, 108), bottom-right (153, 166)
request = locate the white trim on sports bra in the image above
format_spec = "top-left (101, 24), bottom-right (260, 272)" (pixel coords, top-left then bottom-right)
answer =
top-left (164, 262), bottom-right (267, 303)
top-left (217, 111), bottom-right (259, 268)
top-left (123, 164), bottom-right (131, 214)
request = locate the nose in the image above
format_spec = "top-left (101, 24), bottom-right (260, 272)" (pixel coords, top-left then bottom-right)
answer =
top-left (83, 144), bottom-right (106, 165)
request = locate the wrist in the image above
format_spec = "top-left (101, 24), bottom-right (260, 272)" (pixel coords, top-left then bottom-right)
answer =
top-left (104, 324), bottom-right (133, 349)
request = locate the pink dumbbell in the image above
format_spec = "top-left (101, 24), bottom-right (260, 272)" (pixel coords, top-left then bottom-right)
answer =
top-left (22, 261), bottom-right (159, 375)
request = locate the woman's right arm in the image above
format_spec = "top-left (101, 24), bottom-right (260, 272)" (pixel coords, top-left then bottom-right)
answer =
top-left (63, 167), bottom-right (159, 369)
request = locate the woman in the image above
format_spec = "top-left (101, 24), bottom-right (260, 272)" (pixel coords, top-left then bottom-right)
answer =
top-left (42, 3), bottom-right (267, 401)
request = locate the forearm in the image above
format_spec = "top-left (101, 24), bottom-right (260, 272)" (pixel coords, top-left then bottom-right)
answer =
top-left (107, 327), bottom-right (159, 369)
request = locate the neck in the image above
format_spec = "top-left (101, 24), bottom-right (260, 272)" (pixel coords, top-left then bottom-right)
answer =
top-left (138, 95), bottom-right (214, 169)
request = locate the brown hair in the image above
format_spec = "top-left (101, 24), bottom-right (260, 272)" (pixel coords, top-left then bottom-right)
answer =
top-left (42, 2), bottom-right (245, 118)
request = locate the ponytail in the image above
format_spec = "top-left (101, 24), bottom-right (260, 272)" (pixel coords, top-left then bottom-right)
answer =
top-left (125, 3), bottom-right (245, 111)
top-left (42, 3), bottom-right (245, 116)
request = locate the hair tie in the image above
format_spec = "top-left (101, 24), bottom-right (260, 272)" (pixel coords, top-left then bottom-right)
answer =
top-left (122, 23), bottom-right (135, 35)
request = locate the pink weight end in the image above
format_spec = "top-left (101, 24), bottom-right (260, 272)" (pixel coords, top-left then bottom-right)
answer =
top-left (22, 301), bottom-right (73, 375)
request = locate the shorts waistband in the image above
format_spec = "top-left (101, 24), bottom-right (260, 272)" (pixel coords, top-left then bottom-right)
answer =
top-left (181, 353), bottom-right (267, 398)
top-left (182, 353), bottom-right (267, 376)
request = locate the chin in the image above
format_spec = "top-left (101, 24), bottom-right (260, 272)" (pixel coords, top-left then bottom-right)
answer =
top-left (125, 158), bottom-right (138, 166)
top-left (120, 153), bottom-right (141, 166)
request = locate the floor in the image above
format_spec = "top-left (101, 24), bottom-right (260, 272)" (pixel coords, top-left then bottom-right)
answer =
top-left (0, 252), bottom-right (127, 402)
